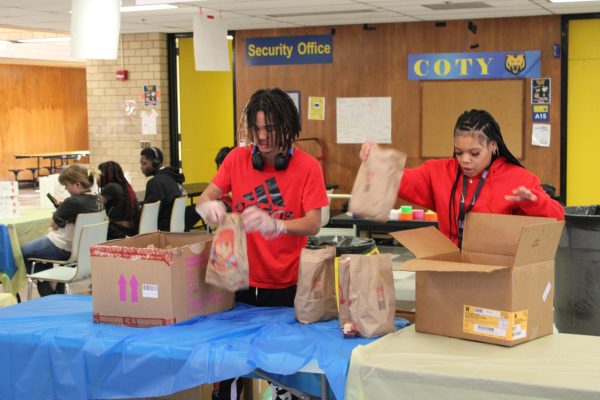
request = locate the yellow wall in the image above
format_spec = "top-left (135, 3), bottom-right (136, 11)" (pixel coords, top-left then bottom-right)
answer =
top-left (567, 19), bottom-right (600, 205)
top-left (178, 37), bottom-right (234, 184)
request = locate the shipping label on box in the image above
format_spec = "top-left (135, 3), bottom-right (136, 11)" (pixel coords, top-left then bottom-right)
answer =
top-left (91, 232), bottom-right (235, 327)
top-left (463, 305), bottom-right (528, 341)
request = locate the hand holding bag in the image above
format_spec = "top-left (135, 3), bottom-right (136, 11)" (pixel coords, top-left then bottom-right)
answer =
top-left (205, 213), bottom-right (249, 292)
top-left (349, 143), bottom-right (407, 221)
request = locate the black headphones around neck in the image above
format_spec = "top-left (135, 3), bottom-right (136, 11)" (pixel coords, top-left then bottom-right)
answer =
top-left (150, 147), bottom-right (161, 168)
top-left (252, 146), bottom-right (293, 171)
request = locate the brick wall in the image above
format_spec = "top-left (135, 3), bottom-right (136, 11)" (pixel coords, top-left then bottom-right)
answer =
top-left (86, 32), bottom-right (170, 190)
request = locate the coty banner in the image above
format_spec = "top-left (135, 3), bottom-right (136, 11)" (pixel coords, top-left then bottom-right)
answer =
top-left (408, 50), bottom-right (541, 80)
top-left (245, 35), bottom-right (333, 66)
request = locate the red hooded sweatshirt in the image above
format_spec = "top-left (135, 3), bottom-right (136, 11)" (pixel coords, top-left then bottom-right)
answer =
top-left (398, 157), bottom-right (564, 245)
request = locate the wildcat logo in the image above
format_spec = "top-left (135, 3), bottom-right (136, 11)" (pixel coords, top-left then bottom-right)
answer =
top-left (505, 54), bottom-right (526, 75)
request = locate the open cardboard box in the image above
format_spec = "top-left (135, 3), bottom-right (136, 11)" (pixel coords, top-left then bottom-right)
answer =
top-left (91, 231), bottom-right (234, 327)
top-left (390, 213), bottom-right (564, 346)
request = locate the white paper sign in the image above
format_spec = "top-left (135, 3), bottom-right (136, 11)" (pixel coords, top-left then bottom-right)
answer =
top-left (336, 97), bottom-right (391, 143)
top-left (193, 13), bottom-right (230, 71)
top-left (142, 109), bottom-right (158, 135)
top-left (532, 124), bottom-right (551, 147)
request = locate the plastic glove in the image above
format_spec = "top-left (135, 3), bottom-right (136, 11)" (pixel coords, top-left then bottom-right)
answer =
top-left (195, 200), bottom-right (227, 226)
top-left (242, 206), bottom-right (287, 240)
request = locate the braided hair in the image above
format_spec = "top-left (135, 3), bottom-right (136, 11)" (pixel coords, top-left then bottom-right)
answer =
top-left (448, 109), bottom-right (523, 243)
top-left (245, 88), bottom-right (301, 151)
top-left (98, 161), bottom-right (138, 222)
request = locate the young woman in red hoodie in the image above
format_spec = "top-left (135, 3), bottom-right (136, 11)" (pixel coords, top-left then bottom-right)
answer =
top-left (360, 109), bottom-right (564, 247)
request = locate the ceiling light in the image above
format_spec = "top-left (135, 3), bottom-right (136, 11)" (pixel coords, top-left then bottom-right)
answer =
top-left (121, 4), bottom-right (177, 12)
top-left (549, 0), bottom-right (599, 2)
top-left (17, 37), bottom-right (71, 43)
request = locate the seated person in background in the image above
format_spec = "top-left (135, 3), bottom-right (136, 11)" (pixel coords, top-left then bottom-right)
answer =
top-left (97, 161), bottom-right (140, 239)
top-left (360, 109), bottom-right (565, 248)
top-left (21, 164), bottom-right (103, 296)
top-left (140, 147), bottom-right (185, 232)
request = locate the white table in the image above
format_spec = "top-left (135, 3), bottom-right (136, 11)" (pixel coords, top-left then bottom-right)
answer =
top-left (347, 325), bottom-right (600, 400)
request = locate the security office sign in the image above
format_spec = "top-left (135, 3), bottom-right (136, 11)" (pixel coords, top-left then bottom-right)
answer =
top-left (408, 51), bottom-right (541, 80)
top-left (245, 35), bottom-right (333, 66)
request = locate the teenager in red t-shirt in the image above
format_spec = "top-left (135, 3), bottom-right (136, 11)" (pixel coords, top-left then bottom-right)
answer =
top-left (361, 109), bottom-right (564, 247)
top-left (196, 88), bottom-right (328, 400)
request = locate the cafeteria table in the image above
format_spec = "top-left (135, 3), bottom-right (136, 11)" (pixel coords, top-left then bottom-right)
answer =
top-left (330, 212), bottom-right (438, 238)
top-left (0, 295), bottom-right (410, 400)
top-left (346, 325), bottom-right (600, 400)
top-left (0, 208), bottom-right (53, 295)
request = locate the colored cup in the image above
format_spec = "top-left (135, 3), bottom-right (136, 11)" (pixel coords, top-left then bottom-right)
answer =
top-left (424, 210), bottom-right (438, 222)
top-left (412, 209), bottom-right (424, 220)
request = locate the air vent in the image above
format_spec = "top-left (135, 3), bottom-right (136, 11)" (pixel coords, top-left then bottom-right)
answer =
top-left (423, 2), bottom-right (491, 11)
top-left (267, 9), bottom-right (374, 18)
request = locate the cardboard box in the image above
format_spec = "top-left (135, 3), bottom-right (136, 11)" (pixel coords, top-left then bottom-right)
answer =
top-left (91, 232), bottom-right (234, 327)
top-left (391, 213), bottom-right (564, 346)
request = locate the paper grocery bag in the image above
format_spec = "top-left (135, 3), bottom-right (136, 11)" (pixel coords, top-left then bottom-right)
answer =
top-left (337, 255), bottom-right (355, 331)
top-left (349, 144), bottom-right (406, 221)
top-left (206, 213), bottom-right (249, 292)
top-left (339, 253), bottom-right (396, 338)
top-left (295, 246), bottom-right (337, 324)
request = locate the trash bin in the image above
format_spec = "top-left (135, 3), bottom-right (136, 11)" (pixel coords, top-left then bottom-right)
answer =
top-left (554, 205), bottom-right (600, 335)
top-left (306, 235), bottom-right (376, 256)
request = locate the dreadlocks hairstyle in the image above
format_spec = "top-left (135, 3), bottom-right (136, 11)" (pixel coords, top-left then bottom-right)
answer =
top-left (98, 161), bottom-right (138, 222)
top-left (245, 88), bottom-right (301, 151)
top-left (448, 109), bottom-right (523, 243)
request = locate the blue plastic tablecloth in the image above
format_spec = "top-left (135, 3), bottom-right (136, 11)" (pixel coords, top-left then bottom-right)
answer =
top-left (0, 225), bottom-right (17, 278)
top-left (0, 295), bottom-right (410, 400)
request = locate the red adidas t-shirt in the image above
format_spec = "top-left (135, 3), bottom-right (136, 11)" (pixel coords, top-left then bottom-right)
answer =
top-left (212, 146), bottom-right (329, 289)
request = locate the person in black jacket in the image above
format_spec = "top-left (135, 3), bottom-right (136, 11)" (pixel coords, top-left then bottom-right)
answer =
top-left (140, 147), bottom-right (185, 231)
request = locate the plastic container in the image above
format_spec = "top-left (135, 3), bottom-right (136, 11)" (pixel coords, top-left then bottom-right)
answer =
top-left (554, 205), bottom-right (600, 335)
top-left (412, 209), bottom-right (424, 220)
top-left (424, 210), bottom-right (438, 222)
top-left (399, 205), bottom-right (413, 221)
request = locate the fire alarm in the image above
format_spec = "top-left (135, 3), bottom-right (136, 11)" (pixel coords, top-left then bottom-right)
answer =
top-left (116, 70), bottom-right (129, 81)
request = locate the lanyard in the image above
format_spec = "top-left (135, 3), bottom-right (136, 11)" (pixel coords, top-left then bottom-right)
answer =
top-left (457, 167), bottom-right (489, 248)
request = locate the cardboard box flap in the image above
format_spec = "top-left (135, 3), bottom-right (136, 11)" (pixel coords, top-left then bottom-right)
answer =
top-left (399, 258), bottom-right (506, 273)
top-left (513, 220), bottom-right (565, 266)
top-left (462, 213), bottom-right (558, 257)
top-left (390, 227), bottom-right (458, 259)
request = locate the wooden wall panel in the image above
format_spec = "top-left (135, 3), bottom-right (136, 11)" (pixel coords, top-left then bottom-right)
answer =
top-left (234, 16), bottom-right (562, 204)
top-left (0, 64), bottom-right (88, 181)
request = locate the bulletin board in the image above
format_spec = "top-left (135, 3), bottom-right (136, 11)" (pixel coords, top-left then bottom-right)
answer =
top-left (421, 80), bottom-right (524, 158)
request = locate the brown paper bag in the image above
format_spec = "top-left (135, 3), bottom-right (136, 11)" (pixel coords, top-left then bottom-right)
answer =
top-left (338, 253), bottom-right (395, 338)
top-left (205, 213), bottom-right (249, 292)
top-left (349, 144), bottom-right (407, 221)
top-left (294, 246), bottom-right (337, 324)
